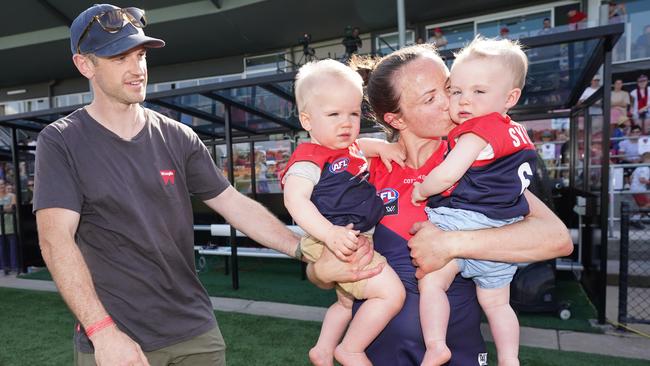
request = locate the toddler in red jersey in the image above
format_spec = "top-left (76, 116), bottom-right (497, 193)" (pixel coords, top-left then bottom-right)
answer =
top-left (282, 59), bottom-right (405, 366)
top-left (411, 37), bottom-right (534, 366)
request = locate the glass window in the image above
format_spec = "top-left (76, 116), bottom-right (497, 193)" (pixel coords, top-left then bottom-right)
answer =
top-left (254, 140), bottom-right (292, 194)
top-left (375, 30), bottom-right (415, 56)
top-left (426, 22), bottom-right (474, 50)
top-left (626, 0), bottom-right (650, 60)
top-left (477, 11), bottom-right (551, 40)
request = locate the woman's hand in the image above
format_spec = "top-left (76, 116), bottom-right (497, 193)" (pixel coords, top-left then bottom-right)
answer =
top-left (408, 221), bottom-right (456, 279)
top-left (310, 235), bottom-right (384, 287)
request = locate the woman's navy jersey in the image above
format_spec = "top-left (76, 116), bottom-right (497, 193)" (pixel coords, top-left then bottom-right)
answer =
top-left (427, 113), bottom-right (537, 220)
top-left (281, 142), bottom-right (384, 232)
top-left (353, 141), bottom-right (488, 366)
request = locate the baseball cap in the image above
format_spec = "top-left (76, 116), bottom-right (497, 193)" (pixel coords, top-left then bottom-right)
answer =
top-left (70, 4), bottom-right (164, 57)
top-left (500, 27), bottom-right (509, 33)
top-left (638, 74), bottom-right (648, 81)
top-left (434, 27), bottom-right (443, 34)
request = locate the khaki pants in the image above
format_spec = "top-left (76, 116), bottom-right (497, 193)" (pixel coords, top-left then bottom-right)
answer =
top-left (300, 232), bottom-right (386, 299)
top-left (74, 325), bottom-right (226, 366)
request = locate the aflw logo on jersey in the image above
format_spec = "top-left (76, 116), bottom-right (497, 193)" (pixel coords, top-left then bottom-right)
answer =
top-left (378, 188), bottom-right (399, 215)
top-left (329, 158), bottom-right (350, 174)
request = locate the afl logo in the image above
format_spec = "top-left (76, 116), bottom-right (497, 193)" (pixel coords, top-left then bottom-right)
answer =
top-left (329, 158), bottom-right (350, 174)
top-left (379, 188), bottom-right (398, 204)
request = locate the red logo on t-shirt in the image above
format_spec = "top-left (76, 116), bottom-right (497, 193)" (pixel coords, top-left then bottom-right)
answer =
top-left (160, 170), bottom-right (175, 185)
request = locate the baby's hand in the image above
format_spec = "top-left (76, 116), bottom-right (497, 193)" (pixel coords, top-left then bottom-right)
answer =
top-left (411, 182), bottom-right (427, 206)
top-left (325, 223), bottom-right (360, 261)
top-left (378, 142), bottom-right (406, 172)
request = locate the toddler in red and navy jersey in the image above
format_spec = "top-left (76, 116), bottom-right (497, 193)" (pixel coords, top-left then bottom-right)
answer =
top-left (281, 59), bottom-right (405, 366)
top-left (411, 37), bottom-right (535, 366)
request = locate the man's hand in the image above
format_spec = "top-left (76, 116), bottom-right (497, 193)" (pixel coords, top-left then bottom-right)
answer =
top-left (313, 235), bottom-right (383, 285)
top-left (325, 224), bottom-right (360, 261)
top-left (92, 326), bottom-right (150, 366)
top-left (411, 182), bottom-right (427, 206)
top-left (408, 221), bottom-right (456, 279)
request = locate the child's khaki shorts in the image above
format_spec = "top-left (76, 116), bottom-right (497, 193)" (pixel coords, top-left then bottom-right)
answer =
top-left (300, 232), bottom-right (386, 299)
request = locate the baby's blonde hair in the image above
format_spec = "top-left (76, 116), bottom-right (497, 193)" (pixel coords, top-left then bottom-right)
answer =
top-left (295, 59), bottom-right (363, 112)
top-left (453, 36), bottom-right (528, 89)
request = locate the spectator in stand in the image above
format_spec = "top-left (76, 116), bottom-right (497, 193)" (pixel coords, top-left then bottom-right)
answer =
top-left (567, 9), bottom-right (587, 30)
top-left (608, 2), bottom-right (627, 24)
top-left (630, 74), bottom-right (648, 133)
top-left (498, 26), bottom-right (510, 40)
top-left (430, 28), bottom-right (448, 49)
top-left (537, 18), bottom-right (553, 35)
top-left (634, 25), bottom-right (650, 59)
top-left (631, 152), bottom-right (650, 206)
top-left (631, 74), bottom-right (649, 130)
top-left (619, 125), bottom-right (643, 187)
top-left (612, 115), bottom-right (631, 156)
top-left (579, 75), bottom-right (603, 116)
top-left (0, 180), bottom-right (17, 275)
top-left (611, 78), bottom-right (631, 116)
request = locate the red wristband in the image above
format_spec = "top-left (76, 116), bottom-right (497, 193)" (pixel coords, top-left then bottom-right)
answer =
top-left (85, 316), bottom-right (115, 338)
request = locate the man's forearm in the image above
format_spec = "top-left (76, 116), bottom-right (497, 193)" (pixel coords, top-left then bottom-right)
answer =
top-left (41, 237), bottom-right (110, 328)
top-left (207, 187), bottom-right (301, 257)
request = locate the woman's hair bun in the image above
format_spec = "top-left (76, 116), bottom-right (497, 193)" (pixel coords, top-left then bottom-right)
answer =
top-left (349, 54), bottom-right (380, 86)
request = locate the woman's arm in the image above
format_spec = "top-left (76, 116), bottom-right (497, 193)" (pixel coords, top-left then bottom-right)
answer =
top-left (408, 190), bottom-right (573, 279)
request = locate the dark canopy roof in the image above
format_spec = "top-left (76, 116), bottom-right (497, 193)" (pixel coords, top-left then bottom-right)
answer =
top-left (0, 23), bottom-right (624, 138)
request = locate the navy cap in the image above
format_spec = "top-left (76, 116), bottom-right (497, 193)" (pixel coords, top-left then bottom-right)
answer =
top-left (70, 4), bottom-right (165, 57)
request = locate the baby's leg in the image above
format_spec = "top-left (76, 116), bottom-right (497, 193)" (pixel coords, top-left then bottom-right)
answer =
top-left (477, 285), bottom-right (519, 366)
top-left (419, 260), bottom-right (459, 366)
top-left (309, 289), bottom-right (352, 366)
top-left (334, 264), bottom-right (405, 366)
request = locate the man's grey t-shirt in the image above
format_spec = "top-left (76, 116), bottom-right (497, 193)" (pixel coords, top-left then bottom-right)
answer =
top-left (33, 108), bottom-right (230, 352)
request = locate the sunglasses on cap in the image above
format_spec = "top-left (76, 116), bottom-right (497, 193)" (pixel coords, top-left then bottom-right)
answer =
top-left (77, 7), bottom-right (148, 54)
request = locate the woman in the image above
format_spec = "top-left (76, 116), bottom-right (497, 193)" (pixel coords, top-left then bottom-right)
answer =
top-left (309, 44), bottom-right (572, 365)
top-left (611, 79), bottom-right (630, 117)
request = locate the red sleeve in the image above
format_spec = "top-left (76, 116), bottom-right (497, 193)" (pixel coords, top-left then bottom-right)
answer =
top-left (279, 143), bottom-right (326, 186)
top-left (449, 112), bottom-right (510, 159)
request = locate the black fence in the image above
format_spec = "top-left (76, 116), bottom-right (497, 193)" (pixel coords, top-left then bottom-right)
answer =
top-left (618, 202), bottom-right (650, 326)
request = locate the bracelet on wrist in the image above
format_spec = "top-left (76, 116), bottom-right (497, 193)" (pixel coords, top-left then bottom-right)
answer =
top-left (85, 315), bottom-right (115, 338)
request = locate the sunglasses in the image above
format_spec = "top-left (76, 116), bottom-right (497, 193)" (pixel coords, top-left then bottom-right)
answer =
top-left (77, 7), bottom-right (148, 54)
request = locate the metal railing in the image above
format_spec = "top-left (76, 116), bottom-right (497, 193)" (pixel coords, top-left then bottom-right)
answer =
top-left (618, 202), bottom-right (650, 326)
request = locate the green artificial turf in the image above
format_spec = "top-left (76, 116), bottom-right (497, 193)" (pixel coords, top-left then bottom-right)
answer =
top-left (19, 257), bottom-right (598, 332)
top-left (0, 288), bottom-right (647, 366)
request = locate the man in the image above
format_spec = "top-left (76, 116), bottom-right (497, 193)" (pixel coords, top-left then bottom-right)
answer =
top-left (537, 18), bottom-right (553, 35)
top-left (341, 26), bottom-right (362, 60)
top-left (34, 4), bottom-right (378, 366)
top-left (578, 75), bottom-right (603, 116)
